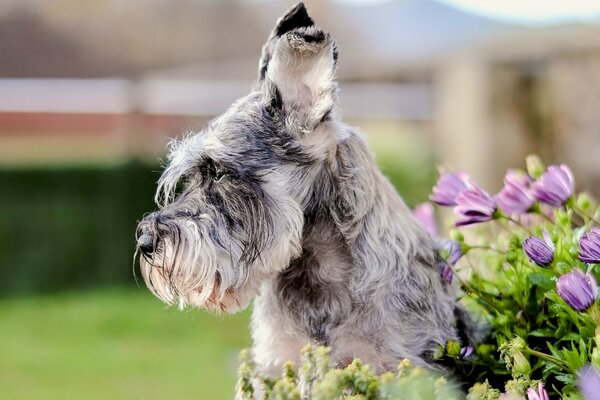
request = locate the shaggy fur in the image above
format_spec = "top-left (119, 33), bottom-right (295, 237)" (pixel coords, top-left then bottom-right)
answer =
top-left (136, 2), bottom-right (463, 377)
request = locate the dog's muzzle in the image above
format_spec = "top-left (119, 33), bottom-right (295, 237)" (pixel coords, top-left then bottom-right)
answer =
top-left (136, 215), bottom-right (160, 259)
top-left (137, 233), bottom-right (154, 257)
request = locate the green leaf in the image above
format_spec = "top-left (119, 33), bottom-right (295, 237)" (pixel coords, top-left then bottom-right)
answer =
top-left (529, 329), bottom-right (555, 338)
top-left (528, 272), bottom-right (555, 289)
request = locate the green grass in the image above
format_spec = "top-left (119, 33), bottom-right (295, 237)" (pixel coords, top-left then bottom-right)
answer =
top-left (0, 287), bottom-right (251, 400)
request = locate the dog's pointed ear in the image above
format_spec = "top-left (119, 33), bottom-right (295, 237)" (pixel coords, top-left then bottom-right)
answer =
top-left (258, 2), bottom-right (315, 81)
top-left (259, 4), bottom-right (338, 133)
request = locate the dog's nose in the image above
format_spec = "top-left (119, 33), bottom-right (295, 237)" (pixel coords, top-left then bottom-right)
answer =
top-left (137, 234), bottom-right (154, 257)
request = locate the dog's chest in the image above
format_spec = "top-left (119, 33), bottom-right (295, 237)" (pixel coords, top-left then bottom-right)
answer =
top-left (275, 219), bottom-right (354, 344)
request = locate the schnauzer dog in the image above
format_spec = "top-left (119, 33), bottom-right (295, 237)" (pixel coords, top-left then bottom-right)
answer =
top-left (136, 2), bottom-right (467, 377)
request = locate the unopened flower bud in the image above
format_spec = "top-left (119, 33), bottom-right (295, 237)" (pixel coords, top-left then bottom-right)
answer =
top-left (512, 351), bottom-right (531, 376)
top-left (526, 155), bottom-right (545, 179)
top-left (446, 340), bottom-right (461, 357)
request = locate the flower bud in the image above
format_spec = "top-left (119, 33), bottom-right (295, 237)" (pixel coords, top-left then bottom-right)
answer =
top-left (430, 171), bottom-right (473, 206)
top-left (579, 228), bottom-right (600, 265)
top-left (512, 351), bottom-right (531, 376)
top-left (526, 155), bottom-right (545, 179)
top-left (527, 382), bottom-right (549, 400)
top-left (531, 165), bottom-right (575, 207)
top-left (557, 269), bottom-right (598, 312)
top-left (577, 193), bottom-right (593, 211)
top-left (459, 346), bottom-right (474, 360)
top-left (413, 202), bottom-right (438, 237)
top-left (454, 187), bottom-right (498, 227)
top-left (446, 340), bottom-right (461, 357)
top-left (523, 235), bottom-right (554, 267)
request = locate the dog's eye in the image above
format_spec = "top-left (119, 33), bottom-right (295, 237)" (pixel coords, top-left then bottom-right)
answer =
top-left (204, 161), bottom-right (225, 182)
top-left (212, 166), bottom-right (225, 182)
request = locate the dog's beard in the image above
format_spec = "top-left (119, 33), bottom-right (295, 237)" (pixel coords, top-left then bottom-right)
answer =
top-left (139, 171), bottom-right (305, 313)
top-left (138, 218), bottom-right (258, 313)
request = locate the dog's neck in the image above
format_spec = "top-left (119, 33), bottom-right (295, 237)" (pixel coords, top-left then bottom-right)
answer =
top-left (326, 126), bottom-right (436, 273)
top-left (274, 124), bottom-right (436, 343)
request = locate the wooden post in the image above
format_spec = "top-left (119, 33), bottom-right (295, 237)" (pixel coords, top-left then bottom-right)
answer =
top-left (434, 55), bottom-right (496, 190)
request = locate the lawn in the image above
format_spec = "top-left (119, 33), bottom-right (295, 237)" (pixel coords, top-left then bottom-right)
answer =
top-left (0, 287), bottom-right (251, 400)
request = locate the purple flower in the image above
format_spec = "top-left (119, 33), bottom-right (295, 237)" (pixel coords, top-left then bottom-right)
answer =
top-left (526, 382), bottom-right (549, 400)
top-left (523, 233), bottom-right (554, 267)
top-left (579, 364), bottom-right (600, 400)
top-left (579, 227), bottom-right (600, 264)
top-left (448, 241), bottom-right (463, 265)
top-left (495, 169), bottom-right (535, 215)
top-left (413, 202), bottom-right (437, 237)
top-left (436, 239), bottom-right (463, 266)
top-left (557, 269), bottom-right (598, 312)
top-left (531, 164), bottom-right (575, 207)
top-left (439, 261), bottom-right (453, 285)
top-left (430, 172), bottom-right (473, 206)
top-left (458, 346), bottom-right (474, 360)
top-left (454, 187), bottom-right (497, 227)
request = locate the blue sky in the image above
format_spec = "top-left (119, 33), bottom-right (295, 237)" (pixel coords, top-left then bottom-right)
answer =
top-left (336, 0), bottom-right (600, 24)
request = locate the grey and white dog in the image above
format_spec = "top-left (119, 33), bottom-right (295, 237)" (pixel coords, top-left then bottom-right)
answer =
top-left (136, 2), bottom-right (467, 377)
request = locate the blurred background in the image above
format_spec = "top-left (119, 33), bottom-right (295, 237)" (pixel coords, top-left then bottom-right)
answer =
top-left (1, 0), bottom-right (600, 398)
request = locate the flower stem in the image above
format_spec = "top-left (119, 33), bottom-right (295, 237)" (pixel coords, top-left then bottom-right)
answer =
top-left (504, 216), bottom-right (535, 236)
top-left (524, 348), bottom-right (568, 370)
top-left (455, 257), bottom-right (503, 314)
top-left (539, 212), bottom-right (554, 224)
top-left (573, 205), bottom-right (600, 226)
top-left (466, 244), bottom-right (507, 255)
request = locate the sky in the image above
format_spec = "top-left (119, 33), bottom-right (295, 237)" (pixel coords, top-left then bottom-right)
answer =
top-left (336, 0), bottom-right (600, 24)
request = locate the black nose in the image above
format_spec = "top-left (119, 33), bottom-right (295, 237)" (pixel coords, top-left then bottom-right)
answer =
top-left (137, 234), bottom-right (154, 257)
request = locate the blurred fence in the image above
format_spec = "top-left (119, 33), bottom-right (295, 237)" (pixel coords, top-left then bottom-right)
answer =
top-left (0, 162), bottom-right (157, 296)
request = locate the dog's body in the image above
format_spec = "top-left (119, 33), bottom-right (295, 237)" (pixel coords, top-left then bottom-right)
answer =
top-left (136, 3), bottom-right (462, 376)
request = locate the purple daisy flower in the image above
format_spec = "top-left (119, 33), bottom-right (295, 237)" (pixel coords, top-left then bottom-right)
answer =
top-left (523, 233), bottom-right (554, 267)
top-left (526, 382), bottom-right (549, 400)
top-left (579, 364), bottom-right (600, 400)
top-left (430, 171), bottom-right (473, 206)
top-left (579, 227), bottom-right (600, 264)
top-left (413, 202), bottom-right (437, 237)
top-left (458, 346), bottom-right (474, 360)
top-left (556, 269), bottom-right (598, 312)
top-left (454, 187), bottom-right (497, 227)
top-left (439, 261), bottom-right (453, 285)
top-left (531, 164), bottom-right (575, 207)
top-left (495, 169), bottom-right (535, 215)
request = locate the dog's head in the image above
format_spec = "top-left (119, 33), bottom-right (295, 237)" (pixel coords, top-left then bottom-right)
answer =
top-left (136, 3), bottom-right (341, 312)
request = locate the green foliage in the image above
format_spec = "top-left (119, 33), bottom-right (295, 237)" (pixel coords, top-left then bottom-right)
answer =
top-left (0, 162), bottom-right (157, 295)
top-left (450, 196), bottom-right (600, 398)
top-left (237, 345), bottom-right (461, 400)
top-left (433, 159), bottom-right (600, 398)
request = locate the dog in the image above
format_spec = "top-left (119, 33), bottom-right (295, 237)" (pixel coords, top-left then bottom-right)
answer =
top-left (136, 2), bottom-right (465, 377)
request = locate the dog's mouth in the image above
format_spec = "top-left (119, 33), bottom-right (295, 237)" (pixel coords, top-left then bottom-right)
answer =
top-left (138, 247), bottom-right (244, 313)
top-left (135, 213), bottom-right (263, 314)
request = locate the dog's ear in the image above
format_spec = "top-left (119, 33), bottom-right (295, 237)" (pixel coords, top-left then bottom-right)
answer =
top-left (258, 2), bottom-right (315, 81)
top-left (259, 3), bottom-right (338, 133)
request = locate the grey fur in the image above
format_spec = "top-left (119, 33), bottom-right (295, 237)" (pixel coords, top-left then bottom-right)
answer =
top-left (136, 2), bottom-right (462, 377)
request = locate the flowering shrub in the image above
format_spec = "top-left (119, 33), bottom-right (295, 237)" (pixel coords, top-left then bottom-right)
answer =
top-left (237, 156), bottom-right (600, 399)
top-left (237, 345), bottom-right (462, 400)
top-left (425, 155), bottom-right (600, 399)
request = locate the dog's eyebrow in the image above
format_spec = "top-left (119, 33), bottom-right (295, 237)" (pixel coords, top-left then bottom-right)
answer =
top-left (197, 156), bottom-right (221, 171)
top-left (196, 156), bottom-right (241, 180)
